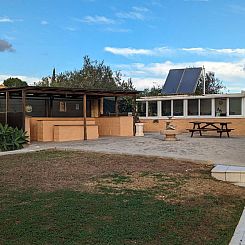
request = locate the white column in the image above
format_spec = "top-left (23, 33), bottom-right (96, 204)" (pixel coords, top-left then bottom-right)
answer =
top-left (171, 100), bottom-right (174, 117)
top-left (146, 101), bottom-right (149, 118)
top-left (183, 99), bottom-right (188, 118)
top-left (226, 98), bottom-right (230, 117)
top-left (157, 100), bottom-right (161, 117)
top-left (242, 98), bottom-right (245, 117)
top-left (211, 98), bottom-right (215, 117)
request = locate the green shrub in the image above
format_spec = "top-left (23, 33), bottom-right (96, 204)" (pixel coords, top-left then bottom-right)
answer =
top-left (0, 123), bottom-right (29, 151)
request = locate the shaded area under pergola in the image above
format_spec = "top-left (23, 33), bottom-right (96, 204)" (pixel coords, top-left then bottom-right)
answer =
top-left (0, 86), bottom-right (138, 139)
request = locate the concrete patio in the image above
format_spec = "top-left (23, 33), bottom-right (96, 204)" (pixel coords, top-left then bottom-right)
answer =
top-left (1, 133), bottom-right (245, 167)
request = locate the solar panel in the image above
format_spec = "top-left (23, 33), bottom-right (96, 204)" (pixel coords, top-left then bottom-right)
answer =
top-left (177, 67), bottom-right (202, 94)
top-left (162, 67), bottom-right (202, 95)
top-left (161, 69), bottom-right (184, 94)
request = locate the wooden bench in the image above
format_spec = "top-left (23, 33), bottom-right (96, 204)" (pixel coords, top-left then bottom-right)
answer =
top-left (187, 128), bottom-right (218, 137)
top-left (53, 124), bottom-right (99, 141)
top-left (217, 129), bottom-right (234, 138)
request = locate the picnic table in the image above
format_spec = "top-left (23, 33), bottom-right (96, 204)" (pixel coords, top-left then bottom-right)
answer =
top-left (188, 121), bottom-right (234, 138)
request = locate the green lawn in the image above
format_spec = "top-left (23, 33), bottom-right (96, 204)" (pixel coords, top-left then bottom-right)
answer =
top-left (0, 150), bottom-right (244, 245)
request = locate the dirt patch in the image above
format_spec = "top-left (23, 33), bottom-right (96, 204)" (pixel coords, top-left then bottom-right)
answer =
top-left (1, 150), bottom-right (245, 203)
top-left (0, 150), bottom-right (208, 191)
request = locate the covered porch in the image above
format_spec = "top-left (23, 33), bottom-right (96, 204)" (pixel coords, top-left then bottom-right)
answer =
top-left (0, 86), bottom-right (138, 142)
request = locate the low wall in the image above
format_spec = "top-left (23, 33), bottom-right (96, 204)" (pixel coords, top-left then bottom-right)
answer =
top-left (95, 116), bottom-right (133, 137)
top-left (140, 118), bottom-right (245, 136)
top-left (28, 117), bottom-right (97, 142)
top-left (27, 116), bottom-right (134, 142)
top-left (53, 125), bottom-right (98, 142)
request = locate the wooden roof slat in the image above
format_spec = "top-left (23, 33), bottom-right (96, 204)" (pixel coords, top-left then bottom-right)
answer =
top-left (0, 86), bottom-right (138, 97)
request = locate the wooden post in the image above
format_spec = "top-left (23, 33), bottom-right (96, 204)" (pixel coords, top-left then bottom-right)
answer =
top-left (115, 96), bottom-right (119, 116)
top-left (22, 90), bottom-right (26, 130)
top-left (5, 91), bottom-right (9, 124)
top-left (100, 97), bottom-right (104, 115)
top-left (132, 95), bottom-right (136, 136)
top-left (83, 94), bottom-right (87, 140)
top-left (49, 96), bottom-right (53, 117)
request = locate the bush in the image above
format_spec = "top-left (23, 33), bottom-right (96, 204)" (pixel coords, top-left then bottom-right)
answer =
top-left (0, 124), bottom-right (29, 151)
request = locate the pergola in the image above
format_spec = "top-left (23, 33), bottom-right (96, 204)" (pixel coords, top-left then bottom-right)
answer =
top-left (0, 86), bottom-right (138, 139)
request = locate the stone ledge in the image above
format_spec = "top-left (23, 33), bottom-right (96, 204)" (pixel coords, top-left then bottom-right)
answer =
top-left (212, 165), bottom-right (245, 184)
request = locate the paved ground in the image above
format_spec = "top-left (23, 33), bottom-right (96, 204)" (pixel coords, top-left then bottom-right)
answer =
top-left (1, 133), bottom-right (245, 166)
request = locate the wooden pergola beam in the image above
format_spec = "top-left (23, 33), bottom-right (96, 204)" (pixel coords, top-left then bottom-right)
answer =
top-left (115, 96), bottom-right (119, 116)
top-left (132, 94), bottom-right (137, 136)
top-left (5, 91), bottom-right (9, 124)
top-left (22, 90), bottom-right (26, 130)
top-left (83, 94), bottom-right (87, 140)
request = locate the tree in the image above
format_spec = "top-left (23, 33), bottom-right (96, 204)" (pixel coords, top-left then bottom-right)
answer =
top-left (139, 85), bottom-right (162, 97)
top-left (3, 77), bottom-right (28, 88)
top-left (36, 56), bottom-right (134, 91)
top-left (51, 68), bottom-right (56, 84)
top-left (195, 72), bottom-right (226, 95)
top-left (35, 56), bottom-right (136, 113)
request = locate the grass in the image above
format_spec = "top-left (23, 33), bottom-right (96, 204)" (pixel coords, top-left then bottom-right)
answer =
top-left (0, 150), bottom-right (245, 244)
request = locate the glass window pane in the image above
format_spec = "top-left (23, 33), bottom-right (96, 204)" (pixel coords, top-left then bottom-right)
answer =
top-left (161, 100), bottom-right (171, 116)
top-left (148, 101), bottom-right (157, 116)
top-left (188, 99), bottom-right (198, 116)
top-left (0, 96), bottom-right (6, 112)
top-left (173, 100), bottom-right (183, 116)
top-left (229, 98), bottom-right (242, 115)
top-left (137, 101), bottom-right (146, 117)
top-left (200, 99), bottom-right (211, 115)
top-left (9, 97), bottom-right (22, 112)
top-left (215, 98), bottom-right (227, 116)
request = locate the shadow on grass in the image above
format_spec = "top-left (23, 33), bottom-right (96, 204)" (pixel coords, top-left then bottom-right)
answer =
top-left (0, 188), bottom-right (243, 245)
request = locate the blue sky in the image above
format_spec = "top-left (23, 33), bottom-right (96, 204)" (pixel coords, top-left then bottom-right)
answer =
top-left (0, 0), bottom-right (245, 92)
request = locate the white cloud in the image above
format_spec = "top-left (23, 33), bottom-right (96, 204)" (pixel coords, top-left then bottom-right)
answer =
top-left (104, 27), bottom-right (131, 33)
top-left (104, 46), bottom-right (171, 56)
top-left (77, 15), bottom-right (115, 24)
top-left (116, 60), bottom-right (245, 92)
top-left (41, 20), bottom-right (48, 25)
top-left (65, 27), bottom-right (76, 32)
top-left (105, 46), bottom-right (245, 58)
top-left (116, 6), bottom-right (149, 21)
top-left (128, 77), bottom-right (163, 91)
top-left (0, 16), bottom-right (23, 23)
top-left (0, 75), bottom-right (40, 85)
top-left (105, 47), bottom-right (152, 56)
top-left (182, 47), bottom-right (245, 56)
top-left (0, 17), bottom-right (14, 23)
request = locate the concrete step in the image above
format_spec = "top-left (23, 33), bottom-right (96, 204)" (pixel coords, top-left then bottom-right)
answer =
top-left (211, 165), bottom-right (245, 184)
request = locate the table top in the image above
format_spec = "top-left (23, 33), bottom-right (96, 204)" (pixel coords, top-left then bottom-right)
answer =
top-left (190, 121), bottom-right (231, 124)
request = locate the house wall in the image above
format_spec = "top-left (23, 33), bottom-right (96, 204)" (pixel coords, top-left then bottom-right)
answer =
top-left (137, 93), bottom-right (245, 136)
top-left (140, 118), bottom-right (245, 136)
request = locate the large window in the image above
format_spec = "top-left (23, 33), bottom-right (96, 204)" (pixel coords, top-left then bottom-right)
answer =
top-left (173, 100), bottom-right (183, 116)
top-left (188, 99), bottom-right (198, 116)
top-left (215, 98), bottom-right (227, 116)
top-left (137, 101), bottom-right (146, 117)
top-left (229, 98), bottom-right (242, 115)
top-left (161, 100), bottom-right (171, 116)
top-left (148, 101), bottom-right (157, 116)
top-left (200, 99), bottom-right (211, 115)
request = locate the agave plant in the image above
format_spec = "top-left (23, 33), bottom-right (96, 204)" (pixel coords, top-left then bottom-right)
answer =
top-left (0, 123), bottom-right (29, 151)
